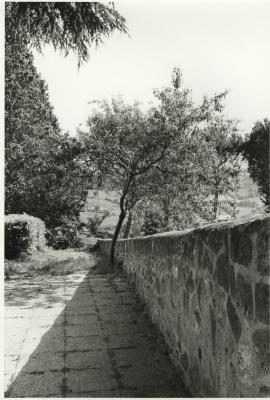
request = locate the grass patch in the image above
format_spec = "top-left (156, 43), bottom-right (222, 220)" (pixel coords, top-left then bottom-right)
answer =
top-left (5, 248), bottom-right (95, 278)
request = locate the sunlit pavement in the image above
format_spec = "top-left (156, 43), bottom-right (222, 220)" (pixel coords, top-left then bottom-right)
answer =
top-left (5, 267), bottom-right (188, 397)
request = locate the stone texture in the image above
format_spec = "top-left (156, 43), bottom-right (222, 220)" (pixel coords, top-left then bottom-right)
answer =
top-left (99, 215), bottom-right (270, 398)
top-left (180, 351), bottom-right (189, 371)
top-left (236, 274), bottom-right (254, 319)
top-left (210, 306), bottom-right (216, 355)
top-left (255, 282), bottom-right (270, 324)
top-left (257, 230), bottom-right (269, 275)
top-left (230, 228), bottom-right (253, 267)
top-left (186, 272), bottom-right (195, 293)
top-left (226, 296), bottom-right (242, 342)
top-left (208, 229), bottom-right (227, 253)
top-left (252, 329), bottom-right (270, 375)
top-left (202, 251), bottom-right (213, 273)
top-left (236, 344), bottom-right (254, 386)
top-left (215, 253), bottom-right (229, 292)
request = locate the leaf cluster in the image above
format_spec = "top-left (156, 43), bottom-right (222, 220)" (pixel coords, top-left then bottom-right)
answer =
top-left (241, 119), bottom-right (270, 207)
top-left (5, 2), bottom-right (128, 65)
top-left (5, 42), bottom-right (91, 227)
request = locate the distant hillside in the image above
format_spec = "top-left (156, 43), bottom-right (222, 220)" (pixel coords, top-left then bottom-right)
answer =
top-left (79, 169), bottom-right (266, 236)
top-left (79, 190), bottom-right (121, 237)
top-left (218, 169), bottom-right (265, 221)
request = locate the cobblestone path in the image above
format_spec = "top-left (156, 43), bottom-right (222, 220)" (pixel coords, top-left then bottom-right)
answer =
top-left (5, 267), bottom-right (188, 397)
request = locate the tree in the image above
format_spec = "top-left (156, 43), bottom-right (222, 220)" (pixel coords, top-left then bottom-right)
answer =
top-left (144, 71), bottom-right (233, 228)
top-left (202, 116), bottom-right (243, 219)
top-left (5, 2), bottom-right (127, 66)
top-left (5, 42), bottom-right (91, 228)
top-left (79, 98), bottom-right (172, 267)
top-left (80, 70), bottom-right (228, 268)
top-left (242, 119), bottom-right (270, 208)
top-left (5, 1), bottom-right (127, 230)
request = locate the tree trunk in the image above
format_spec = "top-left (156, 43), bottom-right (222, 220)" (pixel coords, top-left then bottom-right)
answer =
top-left (109, 174), bottom-right (134, 270)
top-left (163, 197), bottom-right (170, 229)
top-left (109, 209), bottom-right (126, 268)
top-left (123, 211), bottom-right (133, 238)
top-left (213, 190), bottom-right (219, 220)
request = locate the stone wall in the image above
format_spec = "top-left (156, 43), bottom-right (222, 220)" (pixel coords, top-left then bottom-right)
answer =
top-left (99, 215), bottom-right (270, 397)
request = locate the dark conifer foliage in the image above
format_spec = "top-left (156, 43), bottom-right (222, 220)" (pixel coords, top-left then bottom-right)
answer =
top-left (242, 119), bottom-right (270, 208)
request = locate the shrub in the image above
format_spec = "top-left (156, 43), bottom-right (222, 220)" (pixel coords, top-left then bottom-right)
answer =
top-left (5, 214), bottom-right (46, 259)
top-left (85, 211), bottom-right (110, 237)
top-left (5, 221), bottom-right (30, 259)
top-left (46, 216), bottom-right (83, 250)
top-left (141, 208), bottom-right (166, 236)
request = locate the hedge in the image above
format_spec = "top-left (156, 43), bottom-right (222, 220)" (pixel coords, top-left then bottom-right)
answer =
top-left (5, 214), bottom-right (46, 259)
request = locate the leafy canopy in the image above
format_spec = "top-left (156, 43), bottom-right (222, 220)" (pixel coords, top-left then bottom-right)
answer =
top-left (5, 1), bottom-right (127, 232)
top-left (79, 69), bottom-right (233, 265)
top-left (242, 119), bottom-right (270, 207)
top-left (5, 39), bottom-right (90, 228)
top-left (5, 2), bottom-right (127, 65)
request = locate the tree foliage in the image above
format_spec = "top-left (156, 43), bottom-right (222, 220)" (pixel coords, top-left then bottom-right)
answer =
top-left (5, 2), bottom-right (127, 65)
top-left (5, 1), bottom-right (126, 235)
top-left (242, 119), bottom-right (270, 208)
top-left (140, 74), bottom-right (242, 228)
top-left (5, 41), bottom-right (90, 229)
top-left (80, 69), bottom-right (234, 267)
top-left (202, 115), bottom-right (243, 219)
top-left (79, 97), bottom-right (172, 265)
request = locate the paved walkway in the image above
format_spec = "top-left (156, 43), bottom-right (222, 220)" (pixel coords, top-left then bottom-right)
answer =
top-left (5, 266), bottom-right (188, 397)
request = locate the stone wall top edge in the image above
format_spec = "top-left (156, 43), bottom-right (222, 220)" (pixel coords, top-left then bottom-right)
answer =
top-left (97, 214), bottom-right (269, 245)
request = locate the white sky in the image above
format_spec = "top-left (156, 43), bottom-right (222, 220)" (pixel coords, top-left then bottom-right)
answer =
top-left (33, 0), bottom-right (270, 136)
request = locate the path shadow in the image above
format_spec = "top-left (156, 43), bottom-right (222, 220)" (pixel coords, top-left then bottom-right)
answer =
top-left (5, 270), bottom-right (189, 398)
top-left (5, 277), bottom-right (68, 308)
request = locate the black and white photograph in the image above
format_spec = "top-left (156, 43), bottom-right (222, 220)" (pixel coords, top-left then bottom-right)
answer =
top-left (3, 0), bottom-right (270, 398)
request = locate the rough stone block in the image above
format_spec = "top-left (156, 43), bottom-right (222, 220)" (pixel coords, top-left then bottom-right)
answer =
top-left (255, 282), bottom-right (270, 324)
top-left (252, 329), bottom-right (270, 375)
top-left (201, 251), bottom-right (213, 273)
top-left (236, 344), bottom-right (254, 386)
top-left (186, 272), bottom-right (195, 293)
top-left (260, 385), bottom-right (270, 396)
top-left (226, 296), bottom-right (242, 342)
top-left (257, 230), bottom-right (270, 275)
top-left (189, 362), bottom-right (201, 394)
top-left (183, 289), bottom-right (189, 317)
top-left (208, 229), bottom-right (227, 253)
top-left (236, 274), bottom-right (254, 319)
top-left (210, 306), bottom-right (216, 355)
top-left (215, 253), bottom-right (229, 292)
top-left (230, 228), bottom-right (252, 267)
top-left (180, 351), bottom-right (189, 371)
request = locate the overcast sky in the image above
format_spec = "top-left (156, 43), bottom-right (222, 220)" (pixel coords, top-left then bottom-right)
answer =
top-left (33, 0), bottom-right (270, 136)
